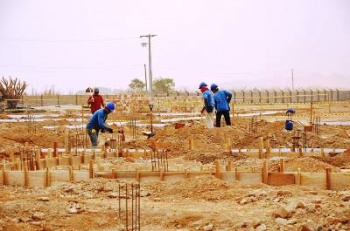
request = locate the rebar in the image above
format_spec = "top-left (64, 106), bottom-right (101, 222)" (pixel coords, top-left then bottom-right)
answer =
top-left (151, 149), bottom-right (169, 172)
top-left (118, 183), bottom-right (140, 231)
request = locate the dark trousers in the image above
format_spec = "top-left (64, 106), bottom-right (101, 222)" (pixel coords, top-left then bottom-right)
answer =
top-left (216, 110), bottom-right (231, 127)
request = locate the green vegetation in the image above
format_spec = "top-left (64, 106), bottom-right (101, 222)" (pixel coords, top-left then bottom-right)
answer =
top-left (129, 78), bottom-right (146, 91)
top-left (153, 77), bottom-right (175, 95)
top-left (128, 77), bottom-right (175, 95)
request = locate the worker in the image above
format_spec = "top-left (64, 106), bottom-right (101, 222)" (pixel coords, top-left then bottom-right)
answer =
top-left (87, 87), bottom-right (105, 114)
top-left (210, 83), bottom-right (232, 127)
top-left (286, 108), bottom-right (295, 115)
top-left (198, 82), bottom-right (215, 128)
top-left (285, 108), bottom-right (295, 131)
top-left (86, 102), bottom-right (115, 148)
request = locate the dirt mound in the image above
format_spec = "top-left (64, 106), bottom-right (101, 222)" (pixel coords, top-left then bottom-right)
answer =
top-left (312, 148), bottom-right (350, 168)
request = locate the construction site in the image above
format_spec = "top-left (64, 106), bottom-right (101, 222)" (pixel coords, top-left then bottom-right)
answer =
top-left (0, 89), bottom-right (350, 231)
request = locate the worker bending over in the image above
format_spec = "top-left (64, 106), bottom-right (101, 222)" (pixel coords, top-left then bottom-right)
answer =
top-left (86, 102), bottom-right (115, 148)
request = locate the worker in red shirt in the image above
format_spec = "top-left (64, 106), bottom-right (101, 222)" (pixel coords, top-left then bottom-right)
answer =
top-left (87, 87), bottom-right (105, 114)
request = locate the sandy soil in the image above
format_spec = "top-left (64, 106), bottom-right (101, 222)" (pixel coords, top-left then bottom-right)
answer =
top-left (0, 102), bottom-right (349, 231)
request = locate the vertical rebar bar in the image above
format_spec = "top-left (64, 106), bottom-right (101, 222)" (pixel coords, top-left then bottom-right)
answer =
top-left (131, 183), bottom-right (134, 230)
top-left (125, 183), bottom-right (128, 229)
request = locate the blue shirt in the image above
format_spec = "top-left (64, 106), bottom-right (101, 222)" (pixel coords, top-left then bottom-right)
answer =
top-left (86, 108), bottom-right (110, 131)
top-left (202, 90), bottom-right (215, 112)
top-left (213, 90), bottom-right (232, 112)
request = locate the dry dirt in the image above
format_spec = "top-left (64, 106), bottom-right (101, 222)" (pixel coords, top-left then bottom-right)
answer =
top-left (0, 104), bottom-right (350, 231)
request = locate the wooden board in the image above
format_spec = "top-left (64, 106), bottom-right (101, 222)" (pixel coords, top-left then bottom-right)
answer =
top-left (268, 173), bottom-right (295, 186)
top-left (300, 172), bottom-right (326, 189)
top-left (221, 172), bottom-right (236, 182)
top-left (5, 171), bottom-right (25, 186)
top-left (238, 172), bottom-right (262, 184)
top-left (330, 172), bottom-right (350, 190)
top-left (50, 170), bottom-right (71, 186)
top-left (72, 171), bottom-right (90, 182)
top-left (27, 170), bottom-right (46, 188)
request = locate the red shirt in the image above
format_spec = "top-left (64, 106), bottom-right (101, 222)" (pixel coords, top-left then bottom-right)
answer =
top-left (87, 94), bottom-right (104, 114)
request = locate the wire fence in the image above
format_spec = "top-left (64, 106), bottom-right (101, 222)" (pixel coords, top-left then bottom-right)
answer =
top-left (0, 88), bottom-right (349, 113)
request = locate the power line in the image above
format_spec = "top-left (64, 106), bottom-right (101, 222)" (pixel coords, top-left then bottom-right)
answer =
top-left (0, 64), bottom-right (142, 70)
top-left (0, 36), bottom-right (140, 42)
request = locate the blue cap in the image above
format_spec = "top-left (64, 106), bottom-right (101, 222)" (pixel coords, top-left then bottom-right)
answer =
top-left (210, 83), bottom-right (218, 91)
top-left (106, 102), bottom-right (116, 112)
top-left (198, 82), bottom-right (207, 89)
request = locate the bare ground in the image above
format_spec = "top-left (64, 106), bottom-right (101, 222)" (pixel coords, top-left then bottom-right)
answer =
top-left (0, 104), bottom-right (349, 231)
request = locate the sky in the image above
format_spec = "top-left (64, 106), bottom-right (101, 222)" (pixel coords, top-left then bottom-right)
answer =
top-left (1, 0), bottom-right (350, 94)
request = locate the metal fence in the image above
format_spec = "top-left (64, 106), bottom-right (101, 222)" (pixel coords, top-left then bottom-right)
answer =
top-left (232, 89), bottom-right (350, 104)
top-left (1, 89), bottom-right (349, 111)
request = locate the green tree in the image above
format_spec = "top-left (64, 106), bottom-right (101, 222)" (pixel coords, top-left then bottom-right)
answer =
top-left (0, 76), bottom-right (28, 109)
top-left (129, 78), bottom-right (146, 91)
top-left (153, 77), bottom-right (175, 94)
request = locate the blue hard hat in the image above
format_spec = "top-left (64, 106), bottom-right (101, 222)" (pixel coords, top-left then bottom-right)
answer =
top-left (106, 102), bottom-right (116, 112)
top-left (210, 83), bottom-right (218, 91)
top-left (198, 82), bottom-right (207, 89)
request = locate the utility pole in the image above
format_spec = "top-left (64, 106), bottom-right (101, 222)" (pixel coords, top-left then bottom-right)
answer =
top-left (140, 34), bottom-right (157, 96)
top-left (144, 64), bottom-right (147, 92)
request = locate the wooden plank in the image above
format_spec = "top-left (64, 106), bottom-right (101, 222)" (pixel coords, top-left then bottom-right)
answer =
top-left (138, 171), bottom-right (164, 183)
top-left (268, 173), bottom-right (295, 186)
top-left (72, 170), bottom-right (90, 182)
top-left (243, 152), bottom-right (301, 158)
top-left (238, 172), bottom-right (262, 184)
top-left (49, 170), bottom-right (70, 186)
top-left (163, 171), bottom-right (189, 182)
top-left (330, 172), bottom-right (350, 191)
top-left (27, 171), bottom-right (46, 188)
top-left (5, 171), bottom-right (25, 186)
top-left (300, 172), bottom-right (326, 189)
top-left (186, 171), bottom-right (213, 179)
top-left (221, 172), bottom-right (236, 182)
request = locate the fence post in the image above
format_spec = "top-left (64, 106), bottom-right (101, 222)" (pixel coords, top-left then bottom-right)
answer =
top-left (336, 89), bottom-right (339, 101)
top-left (262, 160), bottom-right (268, 184)
top-left (296, 90), bottom-right (299, 103)
top-left (266, 90), bottom-right (269, 103)
top-left (250, 90), bottom-right (253, 103)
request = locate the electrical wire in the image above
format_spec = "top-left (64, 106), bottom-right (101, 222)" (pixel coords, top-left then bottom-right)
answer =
top-left (0, 36), bottom-right (140, 42)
